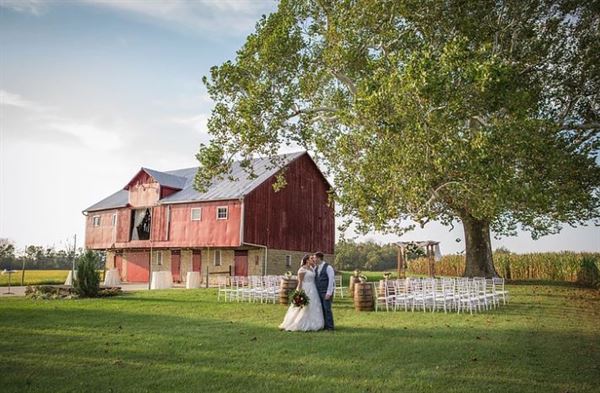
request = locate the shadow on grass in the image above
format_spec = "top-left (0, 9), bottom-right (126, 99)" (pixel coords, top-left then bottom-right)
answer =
top-left (507, 279), bottom-right (585, 288)
top-left (1, 294), bottom-right (599, 393)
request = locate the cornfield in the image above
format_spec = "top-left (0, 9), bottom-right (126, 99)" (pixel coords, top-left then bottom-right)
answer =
top-left (407, 252), bottom-right (600, 282)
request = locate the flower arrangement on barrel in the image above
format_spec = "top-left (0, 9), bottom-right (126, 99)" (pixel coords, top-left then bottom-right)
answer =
top-left (288, 289), bottom-right (310, 308)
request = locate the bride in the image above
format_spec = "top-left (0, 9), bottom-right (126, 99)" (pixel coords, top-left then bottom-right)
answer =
top-left (279, 255), bottom-right (324, 332)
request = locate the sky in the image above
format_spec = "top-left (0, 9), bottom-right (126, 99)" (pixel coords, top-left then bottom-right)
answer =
top-left (1, 0), bottom-right (598, 255)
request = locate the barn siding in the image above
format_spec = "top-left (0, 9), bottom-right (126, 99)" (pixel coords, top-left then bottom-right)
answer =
top-left (115, 208), bottom-right (131, 243)
top-left (87, 201), bottom-right (241, 250)
top-left (243, 154), bottom-right (335, 254)
top-left (84, 210), bottom-right (117, 249)
top-left (128, 172), bottom-right (160, 207)
top-left (161, 200), bottom-right (241, 248)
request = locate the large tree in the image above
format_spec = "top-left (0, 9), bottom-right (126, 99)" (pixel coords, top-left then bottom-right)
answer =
top-left (195, 0), bottom-right (600, 277)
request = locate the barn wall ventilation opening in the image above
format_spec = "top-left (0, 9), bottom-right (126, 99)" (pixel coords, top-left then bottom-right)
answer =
top-left (130, 208), bottom-right (152, 240)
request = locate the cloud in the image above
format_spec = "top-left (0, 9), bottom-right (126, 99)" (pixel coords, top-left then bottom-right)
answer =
top-left (48, 120), bottom-right (124, 152)
top-left (0, 0), bottom-right (45, 15)
top-left (1, 89), bottom-right (124, 151)
top-left (0, 89), bottom-right (52, 112)
top-left (81, 0), bottom-right (276, 35)
top-left (2, 0), bottom-right (276, 35)
top-left (170, 113), bottom-right (210, 134)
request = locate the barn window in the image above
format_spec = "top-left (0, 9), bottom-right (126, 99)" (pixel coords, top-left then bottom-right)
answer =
top-left (92, 216), bottom-right (101, 227)
top-left (214, 250), bottom-right (222, 266)
top-left (255, 255), bottom-right (259, 266)
top-left (153, 251), bottom-right (163, 266)
top-left (111, 214), bottom-right (117, 227)
top-left (216, 207), bottom-right (228, 220)
top-left (285, 255), bottom-right (292, 267)
top-left (191, 208), bottom-right (202, 221)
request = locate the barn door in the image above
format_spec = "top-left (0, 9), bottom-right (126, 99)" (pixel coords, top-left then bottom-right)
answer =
top-left (115, 254), bottom-right (123, 281)
top-left (234, 250), bottom-right (248, 276)
top-left (171, 250), bottom-right (181, 282)
top-left (126, 251), bottom-right (150, 282)
top-left (192, 250), bottom-right (202, 272)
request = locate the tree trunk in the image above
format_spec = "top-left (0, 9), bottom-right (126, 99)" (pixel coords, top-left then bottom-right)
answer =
top-left (461, 215), bottom-right (498, 278)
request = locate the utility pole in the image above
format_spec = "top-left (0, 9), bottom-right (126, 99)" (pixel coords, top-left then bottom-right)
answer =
top-left (71, 234), bottom-right (77, 284)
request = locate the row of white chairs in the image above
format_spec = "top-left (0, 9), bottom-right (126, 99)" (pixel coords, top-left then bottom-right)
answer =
top-left (375, 277), bottom-right (509, 314)
top-left (217, 275), bottom-right (348, 303)
top-left (217, 275), bottom-right (283, 303)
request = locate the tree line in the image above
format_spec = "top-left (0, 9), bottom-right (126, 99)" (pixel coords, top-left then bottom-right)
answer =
top-left (0, 239), bottom-right (91, 270)
top-left (334, 240), bottom-right (426, 271)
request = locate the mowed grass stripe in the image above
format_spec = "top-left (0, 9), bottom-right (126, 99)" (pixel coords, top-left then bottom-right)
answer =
top-left (1, 283), bottom-right (598, 393)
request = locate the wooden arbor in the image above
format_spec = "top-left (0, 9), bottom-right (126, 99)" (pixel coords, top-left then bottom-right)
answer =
top-left (397, 241), bottom-right (440, 278)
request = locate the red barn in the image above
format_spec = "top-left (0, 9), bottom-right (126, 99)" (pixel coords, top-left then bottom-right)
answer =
top-left (83, 151), bottom-right (335, 283)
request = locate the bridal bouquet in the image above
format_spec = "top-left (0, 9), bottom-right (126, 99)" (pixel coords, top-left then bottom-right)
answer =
top-left (289, 289), bottom-right (310, 308)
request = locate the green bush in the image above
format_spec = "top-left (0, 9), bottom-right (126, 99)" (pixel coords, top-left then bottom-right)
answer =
top-left (74, 251), bottom-right (100, 297)
top-left (576, 256), bottom-right (600, 289)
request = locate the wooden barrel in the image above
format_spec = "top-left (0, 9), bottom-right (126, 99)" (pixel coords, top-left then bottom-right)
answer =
top-left (354, 282), bottom-right (374, 311)
top-left (279, 277), bottom-right (298, 305)
top-left (349, 276), bottom-right (359, 298)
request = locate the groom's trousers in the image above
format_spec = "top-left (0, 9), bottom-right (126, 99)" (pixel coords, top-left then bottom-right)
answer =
top-left (320, 293), bottom-right (334, 330)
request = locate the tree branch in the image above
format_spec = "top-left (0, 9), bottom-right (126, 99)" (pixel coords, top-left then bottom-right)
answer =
top-left (471, 115), bottom-right (491, 128)
top-left (286, 106), bottom-right (338, 120)
top-left (330, 70), bottom-right (357, 95)
top-left (560, 122), bottom-right (600, 131)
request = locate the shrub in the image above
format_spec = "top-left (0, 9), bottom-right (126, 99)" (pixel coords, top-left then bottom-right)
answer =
top-left (97, 287), bottom-right (123, 297)
top-left (74, 250), bottom-right (100, 297)
top-left (576, 256), bottom-right (600, 289)
top-left (25, 285), bottom-right (77, 300)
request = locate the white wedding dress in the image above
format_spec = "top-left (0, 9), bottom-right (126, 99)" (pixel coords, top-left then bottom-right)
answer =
top-left (279, 267), bottom-right (324, 331)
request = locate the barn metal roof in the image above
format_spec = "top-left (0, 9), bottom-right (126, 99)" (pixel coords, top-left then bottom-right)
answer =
top-left (140, 168), bottom-right (187, 189)
top-left (84, 151), bottom-right (306, 212)
top-left (84, 190), bottom-right (129, 213)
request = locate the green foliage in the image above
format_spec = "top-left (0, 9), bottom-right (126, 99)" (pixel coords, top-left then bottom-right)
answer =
top-left (197, 0), bottom-right (600, 275)
top-left (0, 243), bottom-right (94, 271)
top-left (576, 256), bottom-right (600, 289)
top-left (404, 243), bottom-right (426, 260)
top-left (2, 285), bottom-right (599, 392)
top-left (335, 240), bottom-right (397, 271)
top-left (288, 289), bottom-right (310, 307)
top-left (74, 251), bottom-right (100, 298)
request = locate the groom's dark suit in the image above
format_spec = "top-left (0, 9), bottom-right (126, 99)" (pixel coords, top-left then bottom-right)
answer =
top-left (315, 262), bottom-right (335, 330)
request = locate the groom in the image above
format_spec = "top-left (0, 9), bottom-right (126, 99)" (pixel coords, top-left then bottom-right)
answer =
top-left (314, 252), bottom-right (335, 331)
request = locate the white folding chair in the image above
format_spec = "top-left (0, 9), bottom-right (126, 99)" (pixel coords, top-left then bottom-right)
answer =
top-left (334, 275), bottom-right (346, 298)
top-left (492, 277), bottom-right (509, 305)
top-left (375, 280), bottom-right (396, 312)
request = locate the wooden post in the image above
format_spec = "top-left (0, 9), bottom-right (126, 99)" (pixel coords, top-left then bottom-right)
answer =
top-left (427, 244), bottom-right (435, 277)
top-left (102, 249), bottom-right (107, 283)
top-left (397, 247), bottom-right (401, 278)
top-left (205, 265), bottom-right (209, 288)
top-left (20, 257), bottom-right (25, 286)
top-left (397, 246), bottom-right (406, 278)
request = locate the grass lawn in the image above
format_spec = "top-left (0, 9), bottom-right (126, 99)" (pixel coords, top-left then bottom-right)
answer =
top-left (1, 282), bottom-right (598, 392)
top-left (0, 270), bottom-right (69, 287)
